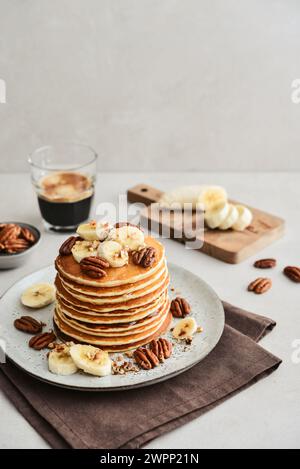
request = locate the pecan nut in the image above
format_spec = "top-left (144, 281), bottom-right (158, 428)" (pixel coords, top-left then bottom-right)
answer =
top-left (248, 277), bottom-right (272, 294)
top-left (254, 258), bottom-right (276, 269)
top-left (80, 256), bottom-right (110, 278)
top-left (283, 266), bottom-right (300, 283)
top-left (59, 236), bottom-right (79, 255)
top-left (14, 316), bottom-right (44, 334)
top-left (150, 338), bottom-right (172, 361)
top-left (134, 347), bottom-right (160, 369)
top-left (0, 225), bottom-right (21, 244)
top-left (4, 238), bottom-right (29, 253)
top-left (20, 227), bottom-right (36, 244)
top-left (170, 297), bottom-right (191, 318)
top-left (132, 247), bottom-right (156, 268)
top-left (29, 331), bottom-right (56, 350)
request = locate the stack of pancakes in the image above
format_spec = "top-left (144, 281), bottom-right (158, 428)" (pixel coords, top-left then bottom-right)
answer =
top-left (54, 237), bottom-right (172, 352)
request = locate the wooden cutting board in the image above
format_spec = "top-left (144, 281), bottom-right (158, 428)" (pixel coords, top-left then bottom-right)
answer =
top-left (127, 184), bottom-right (285, 264)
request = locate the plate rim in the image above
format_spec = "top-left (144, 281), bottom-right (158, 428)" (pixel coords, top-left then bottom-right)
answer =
top-left (1, 262), bottom-right (225, 391)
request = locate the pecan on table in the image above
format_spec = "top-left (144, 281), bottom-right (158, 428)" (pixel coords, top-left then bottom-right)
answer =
top-left (170, 297), bottom-right (191, 318)
top-left (134, 347), bottom-right (160, 370)
top-left (29, 331), bottom-right (56, 350)
top-left (150, 338), bottom-right (173, 361)
top-left (59, 236), bottom-right (79, 255)
top-left (254, 258), bottom-right (277, 269)
top-left (132, 247), bottom-right (156, 268)
top-left (283, 266), bottom-right (300, 283)
top-left (247, 277), bottom-right (272, 294)
top-left (80, 256), bottom-right (109, 278)
top-left (14, 316), bottom-right (44, 334)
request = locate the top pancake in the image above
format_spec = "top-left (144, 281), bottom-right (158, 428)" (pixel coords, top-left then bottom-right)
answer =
top-left (55, 236), bottom-right (165, 287)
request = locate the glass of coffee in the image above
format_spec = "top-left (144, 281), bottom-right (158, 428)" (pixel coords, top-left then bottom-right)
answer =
top-left (28, 143), bottom-right (97, 232)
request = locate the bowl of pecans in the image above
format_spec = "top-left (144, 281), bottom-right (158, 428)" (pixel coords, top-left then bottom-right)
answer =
top-left (0, 222), bottom-right (41, 269)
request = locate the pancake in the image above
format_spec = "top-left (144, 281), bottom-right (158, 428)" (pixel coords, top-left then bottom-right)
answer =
top-left (53, 234), bottom-right (171, 351)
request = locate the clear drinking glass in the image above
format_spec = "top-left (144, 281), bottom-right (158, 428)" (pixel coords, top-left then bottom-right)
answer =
top-left (28, 142), bottom-right (97, 232)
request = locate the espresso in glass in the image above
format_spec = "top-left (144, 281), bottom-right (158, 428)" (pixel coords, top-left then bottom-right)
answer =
top-left (29, 143), bottom-right (97, 232)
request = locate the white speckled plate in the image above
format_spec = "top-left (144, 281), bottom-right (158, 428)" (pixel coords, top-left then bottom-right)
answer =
top-left (0, 263), bottom-right (224, 391)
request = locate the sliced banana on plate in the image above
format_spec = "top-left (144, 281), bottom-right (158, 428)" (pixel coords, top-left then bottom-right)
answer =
top-left (108, 225), bottom-right (145, 251)
top-left (98, 240), bottom-right (129, 267)
top-left (232, 205), bottom-right (253, 231)
top-left (21, 283), bottom-right (56, 308)
top-left (172, 317), bottom-right (198, 340)
top-left (204, 201), bottom-right (229, 229)
top-left (71, 240), bottom-right (99, 263)
top-left (48, 344), bottom-right (78, 376)
top-left (197, 186), bottom-right (227, 211)
top-left (70, 344), bottom-right (112, 377)
top-left (218, 204), bottom-right (239, 230)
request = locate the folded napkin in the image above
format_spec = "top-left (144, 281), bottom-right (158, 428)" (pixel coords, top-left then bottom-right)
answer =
top-left (0, 302), bottom-right (281, 449)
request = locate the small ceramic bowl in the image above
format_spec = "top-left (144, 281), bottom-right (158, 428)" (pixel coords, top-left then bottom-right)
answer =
top-left (0, 222), bottom-right (41, 269)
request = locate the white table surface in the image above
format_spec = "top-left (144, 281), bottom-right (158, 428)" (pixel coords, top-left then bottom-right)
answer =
top-left (0, 171), bottom-right (299, 449)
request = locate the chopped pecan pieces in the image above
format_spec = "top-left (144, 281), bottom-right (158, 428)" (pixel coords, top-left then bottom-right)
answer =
top-left (14, 316), bottom-right (44, 334)
top-left (80, 256), bottom-right (109, 278)
top-left (150, 338), bottom-right (172, 361)
top-left (170, 297), bottom-right (191, 318)
top-left (132, 246), bottom-right (156, 268)
top-left (283, 266), bottom-right (300, 283)
top-left (29, 331), bottom-right (56, 350)
top-left (254, 258), bottom-right (276, 269)
top-left (59, 236), bottom-right (79, 255)
top-left (134, 347), bottom-right (160, 370)
top-left (248, 277), bottom-right (272, 294)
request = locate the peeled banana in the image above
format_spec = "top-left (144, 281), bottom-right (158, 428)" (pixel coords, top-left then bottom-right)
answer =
top-left (70, 344), bottom-right (112, 377)
top-left (197, 186), bottom-right (228, 211)
top-left (21, 283), bottom-right (56, 308)
top-left (48, 344), bottom-right (78, 376)
top-left (204, 201), bottom-right (229, 229)
top-left (219, 204), bottom-right (239, 230)
top-left (232, 205), bottom-right (253, 231)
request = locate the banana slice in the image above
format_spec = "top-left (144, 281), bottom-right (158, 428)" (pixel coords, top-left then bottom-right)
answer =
top-left (95, 220), bottom-right (113, 241)
top-left (218, 204), bottom-right (239, 230)
top-left (70, 344), bottom-right (112, 377)
top-left (172, 317), bottom-right (198, 340)
top-left (204, 202), bottom-right (229, 229)
top-left (108, 225), bottom-right (145, 251)
top-left (71, 239), bottom-right (99, 263)
top-left (48, 344), bottom-right (78, 376)
top-left (21, 283), bottom-right (56, 308)
top-left (159, 185), bottom-right (203, 208)
top-left (76, 220), bottom-right (99, 241)
top-left (197, 186), bottom-right (227, 211)
top-left (232, 205), bottom-right (253, 231)
top-left (98, 240), bottom-right (129, 267)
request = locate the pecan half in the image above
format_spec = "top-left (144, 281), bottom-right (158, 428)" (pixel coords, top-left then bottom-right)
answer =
top-left (248, 277), bottom-right (272, 294)
top-left (80, 256), bottom-right (109, 278)
top-left (0, 224), bottom-right (21, 244)
top-left (14, 316), bottom-right (44, 334)
top-left (254, 258), bottom-right (276, 269)
top-left (132, 247), bottom-right (156, 268)
top-left (150, 338), bottom-right (173, 361)
top-left (29, 331), bottom-right (56, 350)
top-left (20, 227), bottom-right (36, 244)
top-left (170, 297), bottom-right (191, 318)
top-left (59, 236), bottom-right (79, 255)
top-left (4, 238), bottom-right (30, 253)
top-left (283, 266), bottom-right (300, 283)
top-left (134, 347), bottom-right (160, 370)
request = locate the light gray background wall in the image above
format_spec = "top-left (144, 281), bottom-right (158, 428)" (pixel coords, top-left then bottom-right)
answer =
top-left (0, 0), bottom-right (300, 172)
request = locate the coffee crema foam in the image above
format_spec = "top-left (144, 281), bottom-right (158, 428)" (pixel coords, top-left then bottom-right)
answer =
top-left (39, 172), bottom-right (93, 203)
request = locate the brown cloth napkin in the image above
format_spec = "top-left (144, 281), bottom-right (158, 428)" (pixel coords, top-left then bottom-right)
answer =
top-left (0, 302), bottom-right (281, 449)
